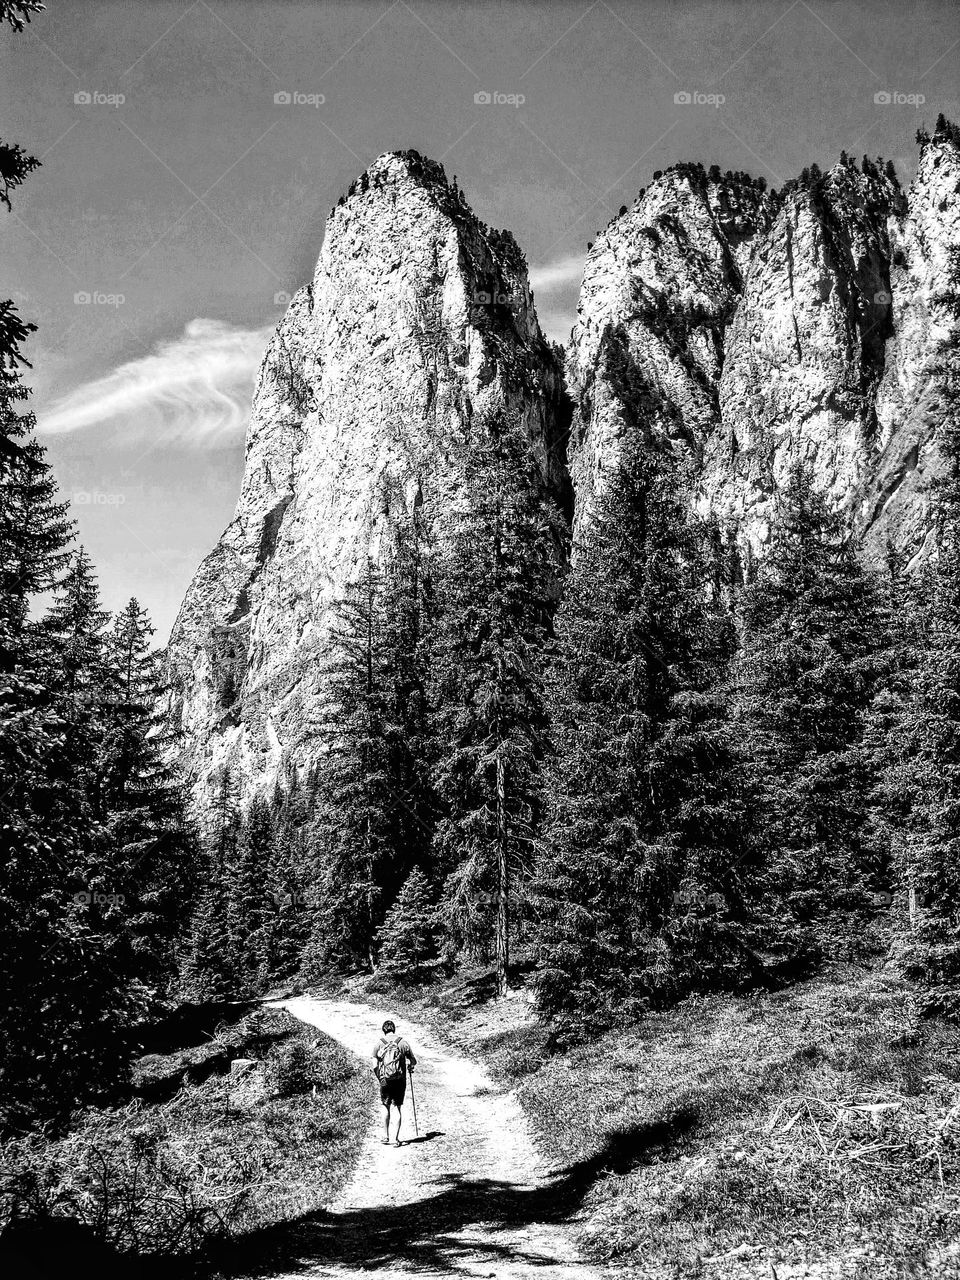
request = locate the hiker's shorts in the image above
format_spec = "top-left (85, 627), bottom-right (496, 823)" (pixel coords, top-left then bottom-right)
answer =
top-left (379, 1076), bottom-right (406, 1107)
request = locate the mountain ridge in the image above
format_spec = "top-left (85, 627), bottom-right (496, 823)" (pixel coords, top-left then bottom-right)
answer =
top-left (166, 124), bottom-right (960, 810)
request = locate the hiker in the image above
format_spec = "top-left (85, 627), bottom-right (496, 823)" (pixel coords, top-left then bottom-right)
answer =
top-left (371, 1019), bottom-right (417, 1146)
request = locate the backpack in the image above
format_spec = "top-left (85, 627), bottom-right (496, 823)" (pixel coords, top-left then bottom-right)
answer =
top-left (378, 1038), bottom-right (404, 1082)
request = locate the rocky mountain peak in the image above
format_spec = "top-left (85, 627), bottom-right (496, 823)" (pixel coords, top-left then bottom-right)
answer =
top-left (166, 150), bottom-right (568, 812)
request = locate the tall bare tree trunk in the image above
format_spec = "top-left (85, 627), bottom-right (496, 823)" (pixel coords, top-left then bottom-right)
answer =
top-left (493, 471), bottom-right (509, 998)
top-left (496, 749), bottom-right (508, 997)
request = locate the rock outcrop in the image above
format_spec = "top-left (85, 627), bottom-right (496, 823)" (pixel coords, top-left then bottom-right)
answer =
top-left (166, 151), bottom-right (568, 809)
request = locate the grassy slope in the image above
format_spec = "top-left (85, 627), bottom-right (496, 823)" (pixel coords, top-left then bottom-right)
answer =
top-left (1, 1007), bottom-right (372, 1277)
top-left (363, 965), bottom-right (960, 1279)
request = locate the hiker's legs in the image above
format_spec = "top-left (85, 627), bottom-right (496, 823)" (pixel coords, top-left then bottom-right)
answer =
top-left (383, 1101), bottom-right (392, 1142)
top-left (391, 1103), bottom-right (402, 1144)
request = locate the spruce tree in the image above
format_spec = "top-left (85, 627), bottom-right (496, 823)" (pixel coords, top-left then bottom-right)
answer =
top-left (229, 794), bottom-right (273, 990)
top-left (0, 3), bottom-right (44, 35)
top-left (534, 432), bottom-right (748, 1033)
top-left (0, 104), bottom-right (94, 1118)
top-left (736, 466), bottom-right (887, 960)
top-left (430, 414), bottom-right (563, 996)
top-left (374, 867), bottom-right (438, 981)
top-left (181, 770), bottom-right (240, 1000)
top-left (99, 599), bottom-right (196, 996)
top-left (301, 512), bottom-right (435, 978)
top-left (2, 547), bottom-right (141, 1118)
top-left (42, 546), bottom-right (111, 800)
top-left (264, 770), bottom-right (310, 978)
top-left (378, 513), bottom-right (437, 890)
top-left (301, 558), bottom-right (395, 974)
top-left (875, 367), bottom-right (960, 1014)
top-left (0, 6), bottom-right (194, 1121)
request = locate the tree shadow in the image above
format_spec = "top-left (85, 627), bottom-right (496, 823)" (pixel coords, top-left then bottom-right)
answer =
top-left (212, 1104), bottom-right (700, 1277)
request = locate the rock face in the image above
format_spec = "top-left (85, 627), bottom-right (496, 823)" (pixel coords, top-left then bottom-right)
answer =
top-left (166, 151), bottom-right (568, 810)
top-left (571, 129), bottom-right (960, 572)
top-left (858, 131), bottom-right (960, 562)
top-left (569, 163), bottom-right (775, 524)
top-left (169, 128), bottom-right (960, 810)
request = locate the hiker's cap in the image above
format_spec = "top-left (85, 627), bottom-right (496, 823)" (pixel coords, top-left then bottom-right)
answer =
top-left (382, 1019), bottom-right (396, 1034)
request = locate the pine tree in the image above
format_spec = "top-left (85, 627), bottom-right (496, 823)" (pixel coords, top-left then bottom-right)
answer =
top-left (533, 432), bottom-right (748, 1034)
top-left (736, 467), bottom-right (888, 960)
top-left (0, 407), bottom-right (73, 639)
top-left (378, 513), bottom-right (437, 891)
top-left (0, 104), bottom-right (101, 1119)
top-left (301, 558), bottom-right (396, 975)
top-left (0, 544), bottom-right (140, 1119)
top-left (0, 3), bottom-right (44, 36)
top-left (0, 8), bottom-right (191, 1122)
top-left (180, 770), bottom-right (240, 1000)
top-left (42, 547), bottom-right (111, 798)
top-left (301, 511), bottom-right (435, 978)
top-left (374, 867), bottom-right (438, 981)
top-left (264, 769), bottom-right (310, 977)
top-left (430, 414), bottom-right (563, 996)
top-left (99, 599), bottom-right (196, 996)
top-left (229, 795), bottom-right (273, 990)
top-left (874, 364), bottom-right (960, 1014)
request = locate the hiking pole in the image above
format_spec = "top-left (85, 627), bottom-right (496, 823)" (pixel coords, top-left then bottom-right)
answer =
top-left (408, 1070), bottom-right (419, 1139)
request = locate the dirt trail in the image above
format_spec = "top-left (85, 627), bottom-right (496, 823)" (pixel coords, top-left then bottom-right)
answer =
top-left (265, 996), bottom-right (599, 1279)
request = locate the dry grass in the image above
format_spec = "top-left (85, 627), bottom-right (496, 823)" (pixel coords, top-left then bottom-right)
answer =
top-left (517, 969), bottom-right (960, 1278)
top-left (0, 1008), bottom-right (371, 1277)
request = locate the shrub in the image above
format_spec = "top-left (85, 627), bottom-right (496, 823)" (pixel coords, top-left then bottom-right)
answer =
top-left (268, 1040), bottom-right (317, 1098)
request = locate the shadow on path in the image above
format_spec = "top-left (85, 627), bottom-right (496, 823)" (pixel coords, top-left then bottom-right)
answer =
top-left (214, 1105), bottom-right (700, 1277)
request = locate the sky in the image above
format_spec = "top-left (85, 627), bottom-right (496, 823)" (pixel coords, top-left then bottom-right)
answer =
top-left (2, 0), bottom-right (958, 640)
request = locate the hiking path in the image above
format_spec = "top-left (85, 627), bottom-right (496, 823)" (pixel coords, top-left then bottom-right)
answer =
top-left (263, 996), bottom-right (600, 1280)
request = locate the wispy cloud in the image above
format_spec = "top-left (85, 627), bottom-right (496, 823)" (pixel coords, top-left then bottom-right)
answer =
top-left (530, 253), bottom-right (584, 345)
top-left (529, 254), bottom-right (585, 295)
top-left (40, 318), bottom-right (272, 447)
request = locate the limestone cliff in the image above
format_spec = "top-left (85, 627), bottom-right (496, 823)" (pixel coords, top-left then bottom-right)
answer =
top-left (569, 163), bottom-right (775, 524)
top-left (570, 126), bottom-right (960, 572)
top-left (165, 151), bottom-right (568, 807)
top-left (858, 128), bottom-right (960, 562)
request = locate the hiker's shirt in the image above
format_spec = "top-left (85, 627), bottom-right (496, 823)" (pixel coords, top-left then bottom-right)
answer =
top-left (373, 1035), bottom-right (416, 1077)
